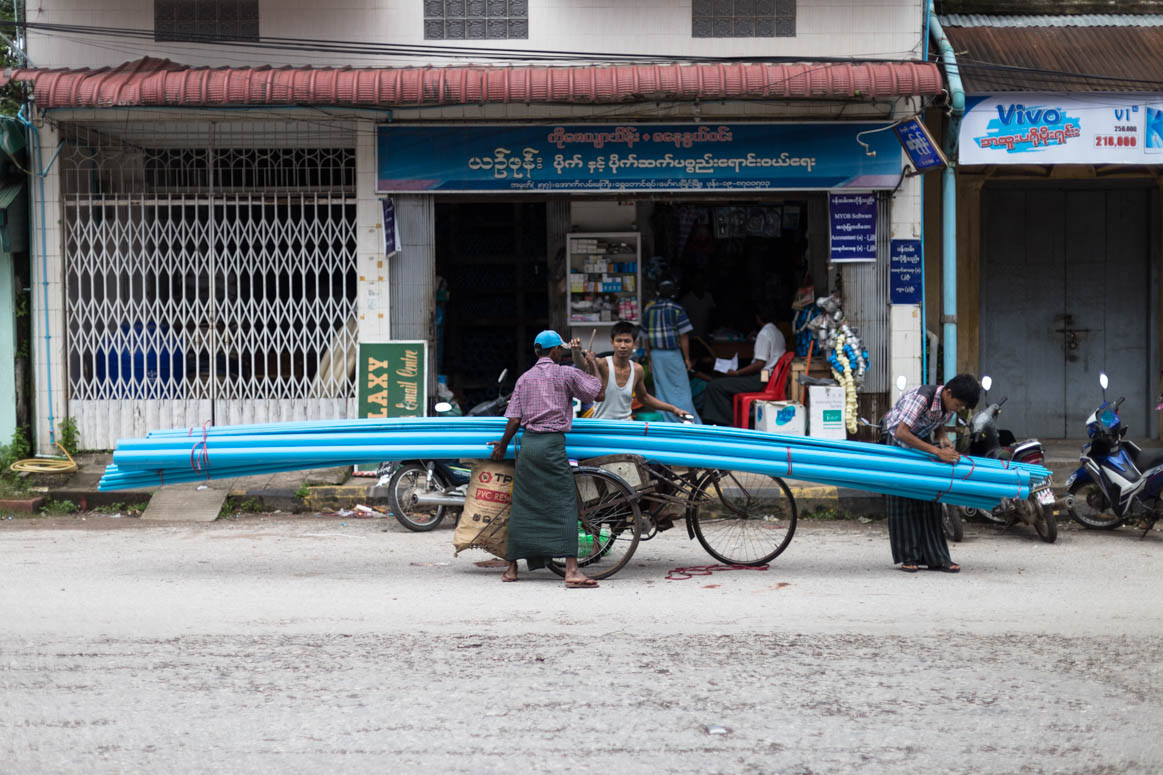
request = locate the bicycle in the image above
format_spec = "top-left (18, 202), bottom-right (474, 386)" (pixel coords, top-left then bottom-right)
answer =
top-left (546, 454), bottom-right (798, 579)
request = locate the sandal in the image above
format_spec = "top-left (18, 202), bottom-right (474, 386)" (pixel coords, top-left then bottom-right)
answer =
top-left (927, 562), bottom-right (961, 574)
top-left (898, 564), bottom-right (919, 573)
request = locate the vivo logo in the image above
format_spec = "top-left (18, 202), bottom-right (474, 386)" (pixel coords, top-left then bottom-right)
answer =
top-left (996, 104), bottom-right (1065, 126)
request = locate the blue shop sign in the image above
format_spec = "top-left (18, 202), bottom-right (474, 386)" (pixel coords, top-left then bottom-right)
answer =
top-left (893, 117), bottom-right (947, 172)
top-left (829, 193), bottom-right (878, 263)
top-left (890, 239), bottom-right (923, 305)
top-left (376, 122), bottom-right (902, 193)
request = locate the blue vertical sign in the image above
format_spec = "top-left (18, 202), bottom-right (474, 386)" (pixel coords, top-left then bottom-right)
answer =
top-left (890, 239), bottom-right (923, 304)
top-left (893, 117), bottom-right (948, 172)
top-left (828, 193), bottom-right (878, 262)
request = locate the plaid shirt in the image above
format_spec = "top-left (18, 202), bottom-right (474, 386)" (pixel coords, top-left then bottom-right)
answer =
top-left (505, 357), bottom-right (602, 432)
top-left (883, 385), bottom-right (951, 443)
top-left (642, 298), bottom-right (694, 351)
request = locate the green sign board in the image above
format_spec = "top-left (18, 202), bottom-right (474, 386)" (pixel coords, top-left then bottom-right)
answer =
top-left (358, 341), bottom-right (428, 419)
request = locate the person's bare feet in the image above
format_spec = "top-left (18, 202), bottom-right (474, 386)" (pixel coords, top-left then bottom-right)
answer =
top-left (564, 572), bottom-right (598, 588)
top-left (501, 561), bottom-right (518, 582)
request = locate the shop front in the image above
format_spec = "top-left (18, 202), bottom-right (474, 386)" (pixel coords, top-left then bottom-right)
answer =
top-left (953, 94), bottom-right (1162, 439)
top-left (378, 119), bottom-right (923, 420)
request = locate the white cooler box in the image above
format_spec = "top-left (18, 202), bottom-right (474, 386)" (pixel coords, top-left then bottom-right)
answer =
top-left (808, 385), bottom-right (847, 439)
top-left (754, 400), bottom-right (806, 436)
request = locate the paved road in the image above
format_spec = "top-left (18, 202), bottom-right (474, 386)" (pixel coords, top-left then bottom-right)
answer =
top-left (2, 514), bottom-right (1162, 774)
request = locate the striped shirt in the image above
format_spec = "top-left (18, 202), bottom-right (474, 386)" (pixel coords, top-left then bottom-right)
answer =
top-left (642, 298), bottom-right (694, 351)
top-left (505, 357), bottom-right (602, 432)
top-left (883, 385), bottom-right (951, 444)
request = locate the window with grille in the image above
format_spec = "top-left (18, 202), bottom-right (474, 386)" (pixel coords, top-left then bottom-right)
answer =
top-left (424, 0), bottom-right (529, 40)
top-left (692, 0), bottom-right (795, 38)
top-left (155, 0), bottom-right (260, 42)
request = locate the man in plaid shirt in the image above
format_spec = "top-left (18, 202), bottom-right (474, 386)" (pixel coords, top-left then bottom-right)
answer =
top-left (882, 374), bottom-right (981, 574)
top-left (490, 330), bottom-right (604, 587)
top-left (641, 280), bottom-right (701, 423)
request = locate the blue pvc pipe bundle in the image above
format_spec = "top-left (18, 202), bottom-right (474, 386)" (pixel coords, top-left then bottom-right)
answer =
top-left (99, 417), bottom-right (1051, 511)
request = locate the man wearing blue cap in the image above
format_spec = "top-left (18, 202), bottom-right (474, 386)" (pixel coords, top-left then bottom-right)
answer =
top-left (490, 330), bottom-right (604, 587)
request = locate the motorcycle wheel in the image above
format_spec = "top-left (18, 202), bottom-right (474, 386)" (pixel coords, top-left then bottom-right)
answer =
top-left (388, 463), bottom-right (450, 532)
top-left (1032, 502), bottom-right (1058, 543)
top-left (1068, 483), bottom-right (1124, 530)
top-left (941, 504), bottom-right (964, 543)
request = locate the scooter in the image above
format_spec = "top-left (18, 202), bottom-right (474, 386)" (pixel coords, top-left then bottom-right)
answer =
top-left (1066, 372), bottom-right (1163, 536)
top-left (378, 369), bottom-right (510, 531)
top-left (949, 376), bottom-right (1064, 543)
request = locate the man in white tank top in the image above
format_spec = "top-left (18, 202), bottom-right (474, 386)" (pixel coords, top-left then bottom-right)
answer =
top-left (591, 321), bottom-right (687, 421)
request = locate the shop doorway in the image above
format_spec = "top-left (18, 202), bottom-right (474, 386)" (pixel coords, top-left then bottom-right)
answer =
top-left (434, 202), bottom-right (548, 409)
top-left (645, 200), bottom-right (816, 367)
top-left (980, 184), bottom-right (1155, 439)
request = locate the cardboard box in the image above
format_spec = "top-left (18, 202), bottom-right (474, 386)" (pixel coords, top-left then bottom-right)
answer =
top-left (808, 385), bottom-right (847, 439)
top-left (754, 400), bottom-right (806, 436)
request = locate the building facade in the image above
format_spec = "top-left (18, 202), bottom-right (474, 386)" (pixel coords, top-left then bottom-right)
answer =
top-left (928, 11), bottom-right (1163, 440)
top-left (10, 1), bottom-right (939, 450)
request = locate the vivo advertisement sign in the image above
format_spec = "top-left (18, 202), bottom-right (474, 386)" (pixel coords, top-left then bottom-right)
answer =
top-left (376, 123), bottom-right (903, 193)
top-left (960, 94), bottom-right (1163, 165)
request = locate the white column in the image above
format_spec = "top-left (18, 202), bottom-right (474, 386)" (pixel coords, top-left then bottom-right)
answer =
top-left (389, 194), bottom-right (436, 395)
top-left (30, 119), bottom-right (67, 454)
top-left (356, 120), bottom-right (391, 343)
top-left (889, 167), bottom-right (925, 401)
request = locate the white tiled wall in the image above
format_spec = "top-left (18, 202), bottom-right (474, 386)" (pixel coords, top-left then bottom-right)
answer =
top-left (28, 118), bottom-right (68, 454)
top-left (889, 170), bottom-right (923, 398)
top-left (27, 0), bottom-right (923, 69)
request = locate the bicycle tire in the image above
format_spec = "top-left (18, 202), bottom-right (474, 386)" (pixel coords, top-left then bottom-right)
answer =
top-left (388, 463), bottom-right (449, 532)
top-left (689, 470), bottom-right (797, 566)
top-left (546, 467), bottom-right (642, 580)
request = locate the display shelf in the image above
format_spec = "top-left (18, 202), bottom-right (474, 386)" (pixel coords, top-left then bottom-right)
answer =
top-left (566, 231), bottom-right (642, 331)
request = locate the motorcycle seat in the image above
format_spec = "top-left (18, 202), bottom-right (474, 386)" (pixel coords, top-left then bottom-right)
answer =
top-left (1131, 447), bottom-right (1163, 471)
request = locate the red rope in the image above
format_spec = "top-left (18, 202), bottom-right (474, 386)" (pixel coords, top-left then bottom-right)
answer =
top-left (666, 564), bottom-right (769, 580)
top-left (932, 456), bottom-right (958, 502)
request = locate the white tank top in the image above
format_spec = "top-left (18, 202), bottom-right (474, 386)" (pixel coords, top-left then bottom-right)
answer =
top-left (591, 356), bottom-right (636, 420)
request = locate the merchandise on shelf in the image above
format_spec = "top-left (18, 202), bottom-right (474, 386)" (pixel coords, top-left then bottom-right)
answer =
top-left (567, 232), bottom-right (642, 325)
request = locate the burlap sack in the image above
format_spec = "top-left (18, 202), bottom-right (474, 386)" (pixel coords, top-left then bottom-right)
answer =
top-left (452, 460), bottom-right (515, 558)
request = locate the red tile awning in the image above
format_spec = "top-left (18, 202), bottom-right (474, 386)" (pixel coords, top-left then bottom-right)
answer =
top-left (3, 57), bottom-right (942, 109)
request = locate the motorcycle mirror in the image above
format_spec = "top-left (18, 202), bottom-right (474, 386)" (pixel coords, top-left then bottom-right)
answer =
top-left (434, 401), bottom-right (453, 414)
top-left (1099, 372), bottom-right (1108, 390)
top-left (497, 368), bottom-right (508, 384)
top-left (980, 375), bottom-right (992, 392)
top-left (895, 375), bottom-right (907, 392)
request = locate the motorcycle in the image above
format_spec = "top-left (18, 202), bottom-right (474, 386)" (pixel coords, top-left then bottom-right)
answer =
top-left (1066, 372), bottom-right (1163, 536)
top-left (378, 369), bottom-right (510, 531)
top-left (948, 376), bottom-right (1064, 544)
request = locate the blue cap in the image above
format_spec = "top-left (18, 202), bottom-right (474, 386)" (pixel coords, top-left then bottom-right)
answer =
top-left (534, 330), bottom-right (565, 349)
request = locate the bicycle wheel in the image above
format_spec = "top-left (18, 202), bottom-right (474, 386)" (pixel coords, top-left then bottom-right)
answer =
top-left (388, 463), bottom-right (448, 532)
top-left (690, 470), bottom-right (797, 566)
top-left (546, 467), bottom-right (642, 580)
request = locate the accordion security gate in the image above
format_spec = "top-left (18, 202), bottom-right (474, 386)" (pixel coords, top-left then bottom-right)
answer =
top-left (60, 121), bottom-right (359, 449)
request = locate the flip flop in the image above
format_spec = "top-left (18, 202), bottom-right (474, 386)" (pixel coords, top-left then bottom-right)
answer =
top-left (898, 564), bottom-right (919, 573)
top-left (565, 579), bottom-right (599, 589)
top-left (927, 563), bottom-right (961, 574)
